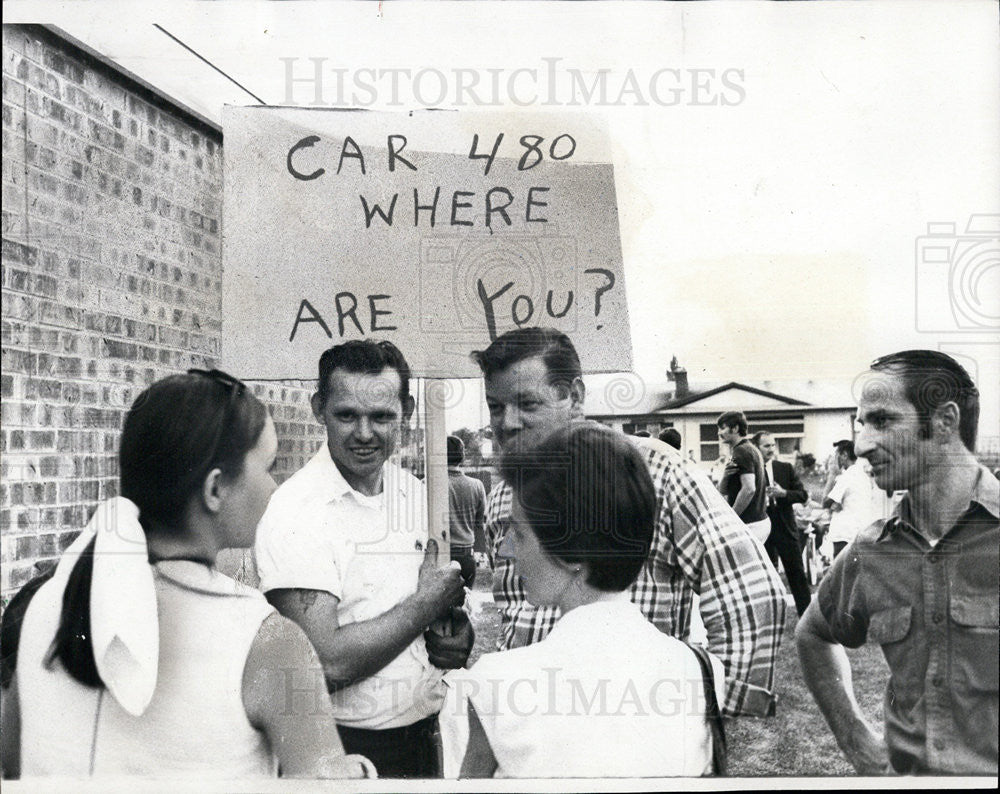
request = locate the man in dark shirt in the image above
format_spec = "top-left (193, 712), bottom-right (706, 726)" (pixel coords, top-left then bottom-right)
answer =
top-left (717, 411), bottom-right (770, 543)
top-left (446, 435), bottom-right (486, 589)
top-left (796, 350), bottom-right (998, 776)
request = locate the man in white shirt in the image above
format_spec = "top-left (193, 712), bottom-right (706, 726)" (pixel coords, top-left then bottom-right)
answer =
top-left (254, 340), bottom-right (470, 778)
top-left (823, 440), bottom-right (880, 557)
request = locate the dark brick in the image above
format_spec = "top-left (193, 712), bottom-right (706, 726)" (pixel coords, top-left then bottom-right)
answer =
top-left (88, 120), bottom-right (125, 151)
top-left (28, 431), bottom-right (55, 449)
top-left (55, 357), bottom-right (82, 377)
top-left (39, 456), bottom-right (61, 477)
top-left (43, 50), bottom-right (85, 84)
top-left (10, 565), bottom-right (38, 590)
top-left (38, 532), bottom-right (61, 557)
top-left (2, 239), bottom-right (38, 267)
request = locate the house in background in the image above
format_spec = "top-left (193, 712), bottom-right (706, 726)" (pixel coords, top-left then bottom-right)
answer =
top-left (585, 359), bottom-right (857, 470)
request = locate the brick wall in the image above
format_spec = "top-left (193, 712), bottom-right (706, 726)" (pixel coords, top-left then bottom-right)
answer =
top-left (0, 26), bottom-right (323, 599)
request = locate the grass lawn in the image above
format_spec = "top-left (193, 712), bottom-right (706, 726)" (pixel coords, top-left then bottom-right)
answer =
top-left (467, 564), bottom-right (888, 777)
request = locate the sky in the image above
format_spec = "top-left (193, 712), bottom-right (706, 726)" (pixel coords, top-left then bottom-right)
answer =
top-left (6, 0), bottom-right (999, 442)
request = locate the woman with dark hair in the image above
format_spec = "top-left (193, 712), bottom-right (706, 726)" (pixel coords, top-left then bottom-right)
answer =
top-left (441, 423), bottom-right (727, 778)
top-left (2, 370), bottom-right (372, 780)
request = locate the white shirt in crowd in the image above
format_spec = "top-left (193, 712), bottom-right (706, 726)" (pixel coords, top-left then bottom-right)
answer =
top-left (254, 444), bottom-right (444, 730)
top-left (440, 594), bottom-right (725, 778)
top-left (827, 459), bottom-right (887, 544)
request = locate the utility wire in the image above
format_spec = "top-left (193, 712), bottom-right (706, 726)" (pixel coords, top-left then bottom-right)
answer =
top-left (153, 23), bottom-right (268, 105)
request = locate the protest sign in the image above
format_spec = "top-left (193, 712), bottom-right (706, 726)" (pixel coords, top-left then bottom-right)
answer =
top-left (221, 106), bottom-right (631, 378)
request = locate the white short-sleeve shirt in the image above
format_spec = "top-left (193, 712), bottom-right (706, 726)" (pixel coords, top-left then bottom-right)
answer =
top-left (827, 460), bottom-right (881, 544)
top-left (439, 595), bottom-right (724, 778)
top-left (254, 444), bottom-right (444, 729)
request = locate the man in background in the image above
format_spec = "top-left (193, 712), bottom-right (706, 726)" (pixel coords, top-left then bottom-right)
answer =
top-left (446, 435), bottom-right (486, 589)
top-left (717, 411), bottom-right (770, 544)
top-left (824, 440), bottom-right (880, 558)
top-left (658, 427), bottom-right (682, 450)
top-left (753, 431), bottom-right (812, 616)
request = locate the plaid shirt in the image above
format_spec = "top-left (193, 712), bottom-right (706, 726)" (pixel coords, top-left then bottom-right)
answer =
top-left (486, 436), bottom-right (787, 717)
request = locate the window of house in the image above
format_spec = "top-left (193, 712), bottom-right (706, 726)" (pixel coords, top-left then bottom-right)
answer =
top-left (699, 423), bottom-right (721, 461)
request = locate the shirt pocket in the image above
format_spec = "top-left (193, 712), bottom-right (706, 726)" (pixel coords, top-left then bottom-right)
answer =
top-left (868, 606), bottom-right (920, 706)
top-left (949, 595), bottom-right (999, 694)
top-left (867, 605), bottom-right (912, 645)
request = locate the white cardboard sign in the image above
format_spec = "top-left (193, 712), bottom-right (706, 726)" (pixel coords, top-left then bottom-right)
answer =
top-left (222, 106), bottom-right (631, 378)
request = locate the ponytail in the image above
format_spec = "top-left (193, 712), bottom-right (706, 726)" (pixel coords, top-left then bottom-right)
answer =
top-left (44, 536), bottom-right (102, 688)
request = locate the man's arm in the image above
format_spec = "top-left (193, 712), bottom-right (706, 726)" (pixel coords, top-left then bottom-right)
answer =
top-left (266, 541), bottom-right (465, 691)
top-left (795, 602), bottom-right (890, 774)
top-left (823, 471), bottom-right (848, 512)
top-left (732, 472), bottom-right (757, 516)
top-left (775, 465), bottom-right (808, 505)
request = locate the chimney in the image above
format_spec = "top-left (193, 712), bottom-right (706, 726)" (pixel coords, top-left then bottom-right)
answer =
top-left (674, 369), bottom-right (689, 397)
top-left (667, 356), bottom-right (689, 397)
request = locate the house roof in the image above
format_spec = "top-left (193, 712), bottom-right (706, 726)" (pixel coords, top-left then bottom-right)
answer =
top-left (584, 376), bottom-right (858, 419)
top-left (656, 381), bottom-right (811, 411)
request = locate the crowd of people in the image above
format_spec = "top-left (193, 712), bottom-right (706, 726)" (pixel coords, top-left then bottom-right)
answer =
top-left (0, 329), bottom-right (996, 780)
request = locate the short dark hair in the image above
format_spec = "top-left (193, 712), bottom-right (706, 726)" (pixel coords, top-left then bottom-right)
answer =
top-left (750, 430), bottom-right (771, 448)
top-left (658, 428), bottom-right (682, 449)
top-left (471, 327), bottom-right (582, 391)
top-left (54, 371), bottom-right (269, 690)
top-left (447, 435), bottom-right (465, 467)
top-left (870, 349), bottom-right (979, 451)
top-left (835, 439), bottom-right (857, 461)
top-left (717, 410), bottom-right (748, 436)
top-left (316, 340), bottom-right (412, 412)
top-left (500, 422), bottom-right (655, 592)
top-left (120, 372), bottom-right (269, 527)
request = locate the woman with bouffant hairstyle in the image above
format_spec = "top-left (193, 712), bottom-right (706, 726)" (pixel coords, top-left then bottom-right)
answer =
top-left (2, 370), bottom-right (372, 780)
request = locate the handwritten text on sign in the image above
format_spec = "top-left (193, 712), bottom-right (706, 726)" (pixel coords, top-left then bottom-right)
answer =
top-left (222, 108), bottom-right (630, 378)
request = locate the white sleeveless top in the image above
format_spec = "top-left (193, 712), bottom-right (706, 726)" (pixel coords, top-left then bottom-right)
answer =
top-left (18, 561), bottom-right (277, 779)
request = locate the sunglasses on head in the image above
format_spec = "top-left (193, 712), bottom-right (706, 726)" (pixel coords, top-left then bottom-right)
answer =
top-left (186, 368), bottom-right (249, 475)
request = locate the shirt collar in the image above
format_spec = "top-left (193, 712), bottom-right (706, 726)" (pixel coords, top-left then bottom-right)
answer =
top-left (877, 464), bottom-right (999, 542)
top-left (311, 442), bottom-right (407, 505)
top-left (972, 464), bottom-right (1000, 518)
top-left (549, 592), bottom-right (634, 634)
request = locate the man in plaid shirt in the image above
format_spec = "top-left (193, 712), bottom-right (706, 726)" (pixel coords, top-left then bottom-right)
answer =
top-left (473, 328), bottom-right (787, 717)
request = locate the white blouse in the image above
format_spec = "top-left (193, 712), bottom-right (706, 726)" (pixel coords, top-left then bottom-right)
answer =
top-left (441, 594), bottom-right (725, 778)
